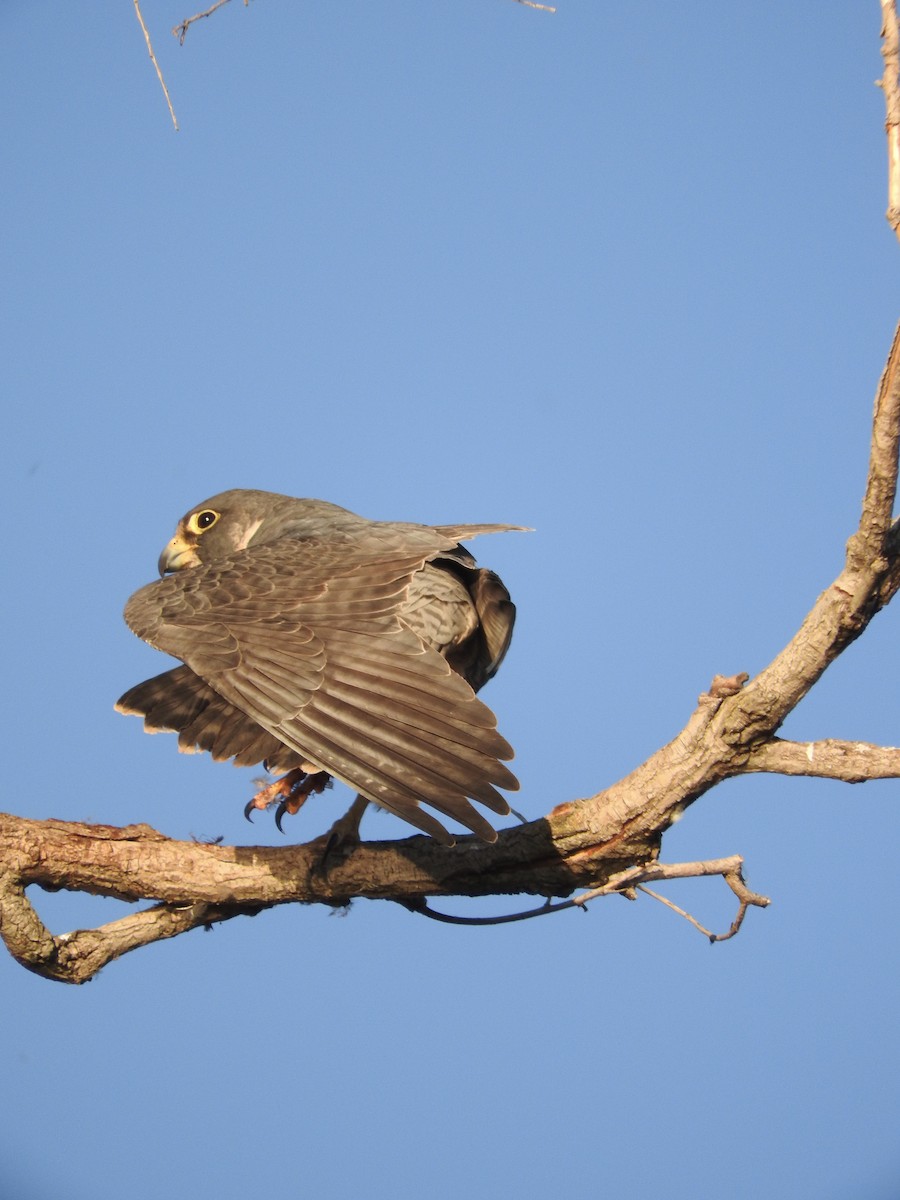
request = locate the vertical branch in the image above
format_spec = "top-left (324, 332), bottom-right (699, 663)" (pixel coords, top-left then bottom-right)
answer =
top-left (134, 0), bottom-right (179, 131)
top-left (855, 319), bottom-right (900, 561)
top-left (879, 0), bottom-right (900, 239)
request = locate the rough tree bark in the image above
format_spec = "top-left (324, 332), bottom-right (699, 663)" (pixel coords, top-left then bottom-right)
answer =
top-left (1, 7), bottom-right (898, 984)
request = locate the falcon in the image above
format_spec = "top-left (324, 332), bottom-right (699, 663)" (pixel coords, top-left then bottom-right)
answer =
top-left (116, 489), bottom-right (523, 844)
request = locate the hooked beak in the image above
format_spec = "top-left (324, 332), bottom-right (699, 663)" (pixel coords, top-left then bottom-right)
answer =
top-left (158, 534), bottom-right (201, 575)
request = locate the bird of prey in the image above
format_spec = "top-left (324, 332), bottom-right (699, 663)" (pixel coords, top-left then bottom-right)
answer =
top-left (116, 489), bottom-right (523, 844)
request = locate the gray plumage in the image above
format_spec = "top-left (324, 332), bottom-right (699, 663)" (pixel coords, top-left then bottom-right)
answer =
top-left (116, 489), bottom-right (523, 843)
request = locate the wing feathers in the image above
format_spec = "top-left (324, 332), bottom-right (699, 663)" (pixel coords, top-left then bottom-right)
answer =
top-left (324, 670), bottom-right (513, 760)
top-left (300, 691), bottom-right (514, 805)
top-left (119, 512), bottom-right (521, 840)
top-left (270, 715), bottom-right (501, 843)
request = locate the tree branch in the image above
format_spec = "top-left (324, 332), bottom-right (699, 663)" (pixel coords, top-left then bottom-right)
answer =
top-left (880, 0), bottom-right (900, 240)
top-left (173, 0), bottom-right (239, 46)
top-left (856, 318), bottom-right (900, 558)
top-left (573, 856), bottom-right (770, 944)
top-left (747, 737), bottom-right (900, 782)
top-left (0, 811), bottom-right (642, 983)
top-left (133, 0), bottom-right (179, 131)
top-left (0, 810), bottom-right (770, 982)
top-left (633, 866), bottom-right (767, 944)
top-left (705, 319), bottom-right (900, 752)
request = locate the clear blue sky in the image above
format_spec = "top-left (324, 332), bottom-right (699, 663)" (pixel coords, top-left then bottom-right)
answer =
top-left (2, 3), bottom-right (898, 1198)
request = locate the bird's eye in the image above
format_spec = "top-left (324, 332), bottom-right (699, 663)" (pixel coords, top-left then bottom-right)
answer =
top-left (188, 509), bottom-right (220, 533)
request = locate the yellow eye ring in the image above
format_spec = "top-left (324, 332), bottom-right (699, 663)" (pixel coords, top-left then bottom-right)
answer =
top-left (188, 509), bottom-right (220, 534)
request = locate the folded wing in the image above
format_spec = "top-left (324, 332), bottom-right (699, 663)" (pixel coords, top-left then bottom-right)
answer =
top-left (120, 529), bottom-right (519, 841)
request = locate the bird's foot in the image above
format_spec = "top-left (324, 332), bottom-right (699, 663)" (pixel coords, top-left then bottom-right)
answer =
top-left (244, 768), bottom-right (331, 830)
top-left (312, 794), bottom-right (369, 859)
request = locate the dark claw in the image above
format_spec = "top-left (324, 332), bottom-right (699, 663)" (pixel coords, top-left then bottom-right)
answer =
top-left (243, 799), bottom-right (256, 823)
top-left (275, 801), bottom-right (289, 834)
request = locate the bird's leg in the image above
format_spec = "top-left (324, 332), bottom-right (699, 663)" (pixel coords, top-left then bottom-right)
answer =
top-left (318, 794), bottom-right (370, 855)
top-left (243, 767), bottom-right (331, 829)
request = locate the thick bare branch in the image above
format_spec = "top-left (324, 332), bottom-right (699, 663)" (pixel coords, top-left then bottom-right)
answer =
top-left (0, 810), bottom-right (651, 982)
top-left (0, 810), bottom-right (772, 982)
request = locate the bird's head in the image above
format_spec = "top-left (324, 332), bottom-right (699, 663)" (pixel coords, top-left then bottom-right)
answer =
top-left (156, 489), bottom-right (359, 575)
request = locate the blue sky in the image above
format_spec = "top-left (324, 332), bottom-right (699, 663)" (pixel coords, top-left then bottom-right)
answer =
top-left (2, 3), bottom-right (899, 1198)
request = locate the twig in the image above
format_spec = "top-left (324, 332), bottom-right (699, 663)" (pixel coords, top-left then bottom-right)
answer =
top-left (133, 0), bottom-right (179, 131)
top-left (571, 856), bottom-right (767, 904)
top-left (634, 867), bottom-right (764, 943)
top-left (408, 855), bottom-right (770, 942)
top-left (717, 868), bottom-right (770, 942)
top-left (879, 0), bottom-right (900, 240)
top-left (572, 857), bottom-right (769, 942)
top-left (173, 0), bottom-right (235, 46)
top-left (634, 886), bottom-right (719, 939)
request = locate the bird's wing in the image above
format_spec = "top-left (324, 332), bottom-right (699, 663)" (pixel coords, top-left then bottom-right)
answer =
top-left (123, 535), bottom-right (517, 842)
top-left (116, 666), bottom-right (305, 770)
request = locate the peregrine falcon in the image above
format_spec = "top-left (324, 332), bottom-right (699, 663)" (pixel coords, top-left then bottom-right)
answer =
top-left (116, 489), bottom-right (523, 844)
